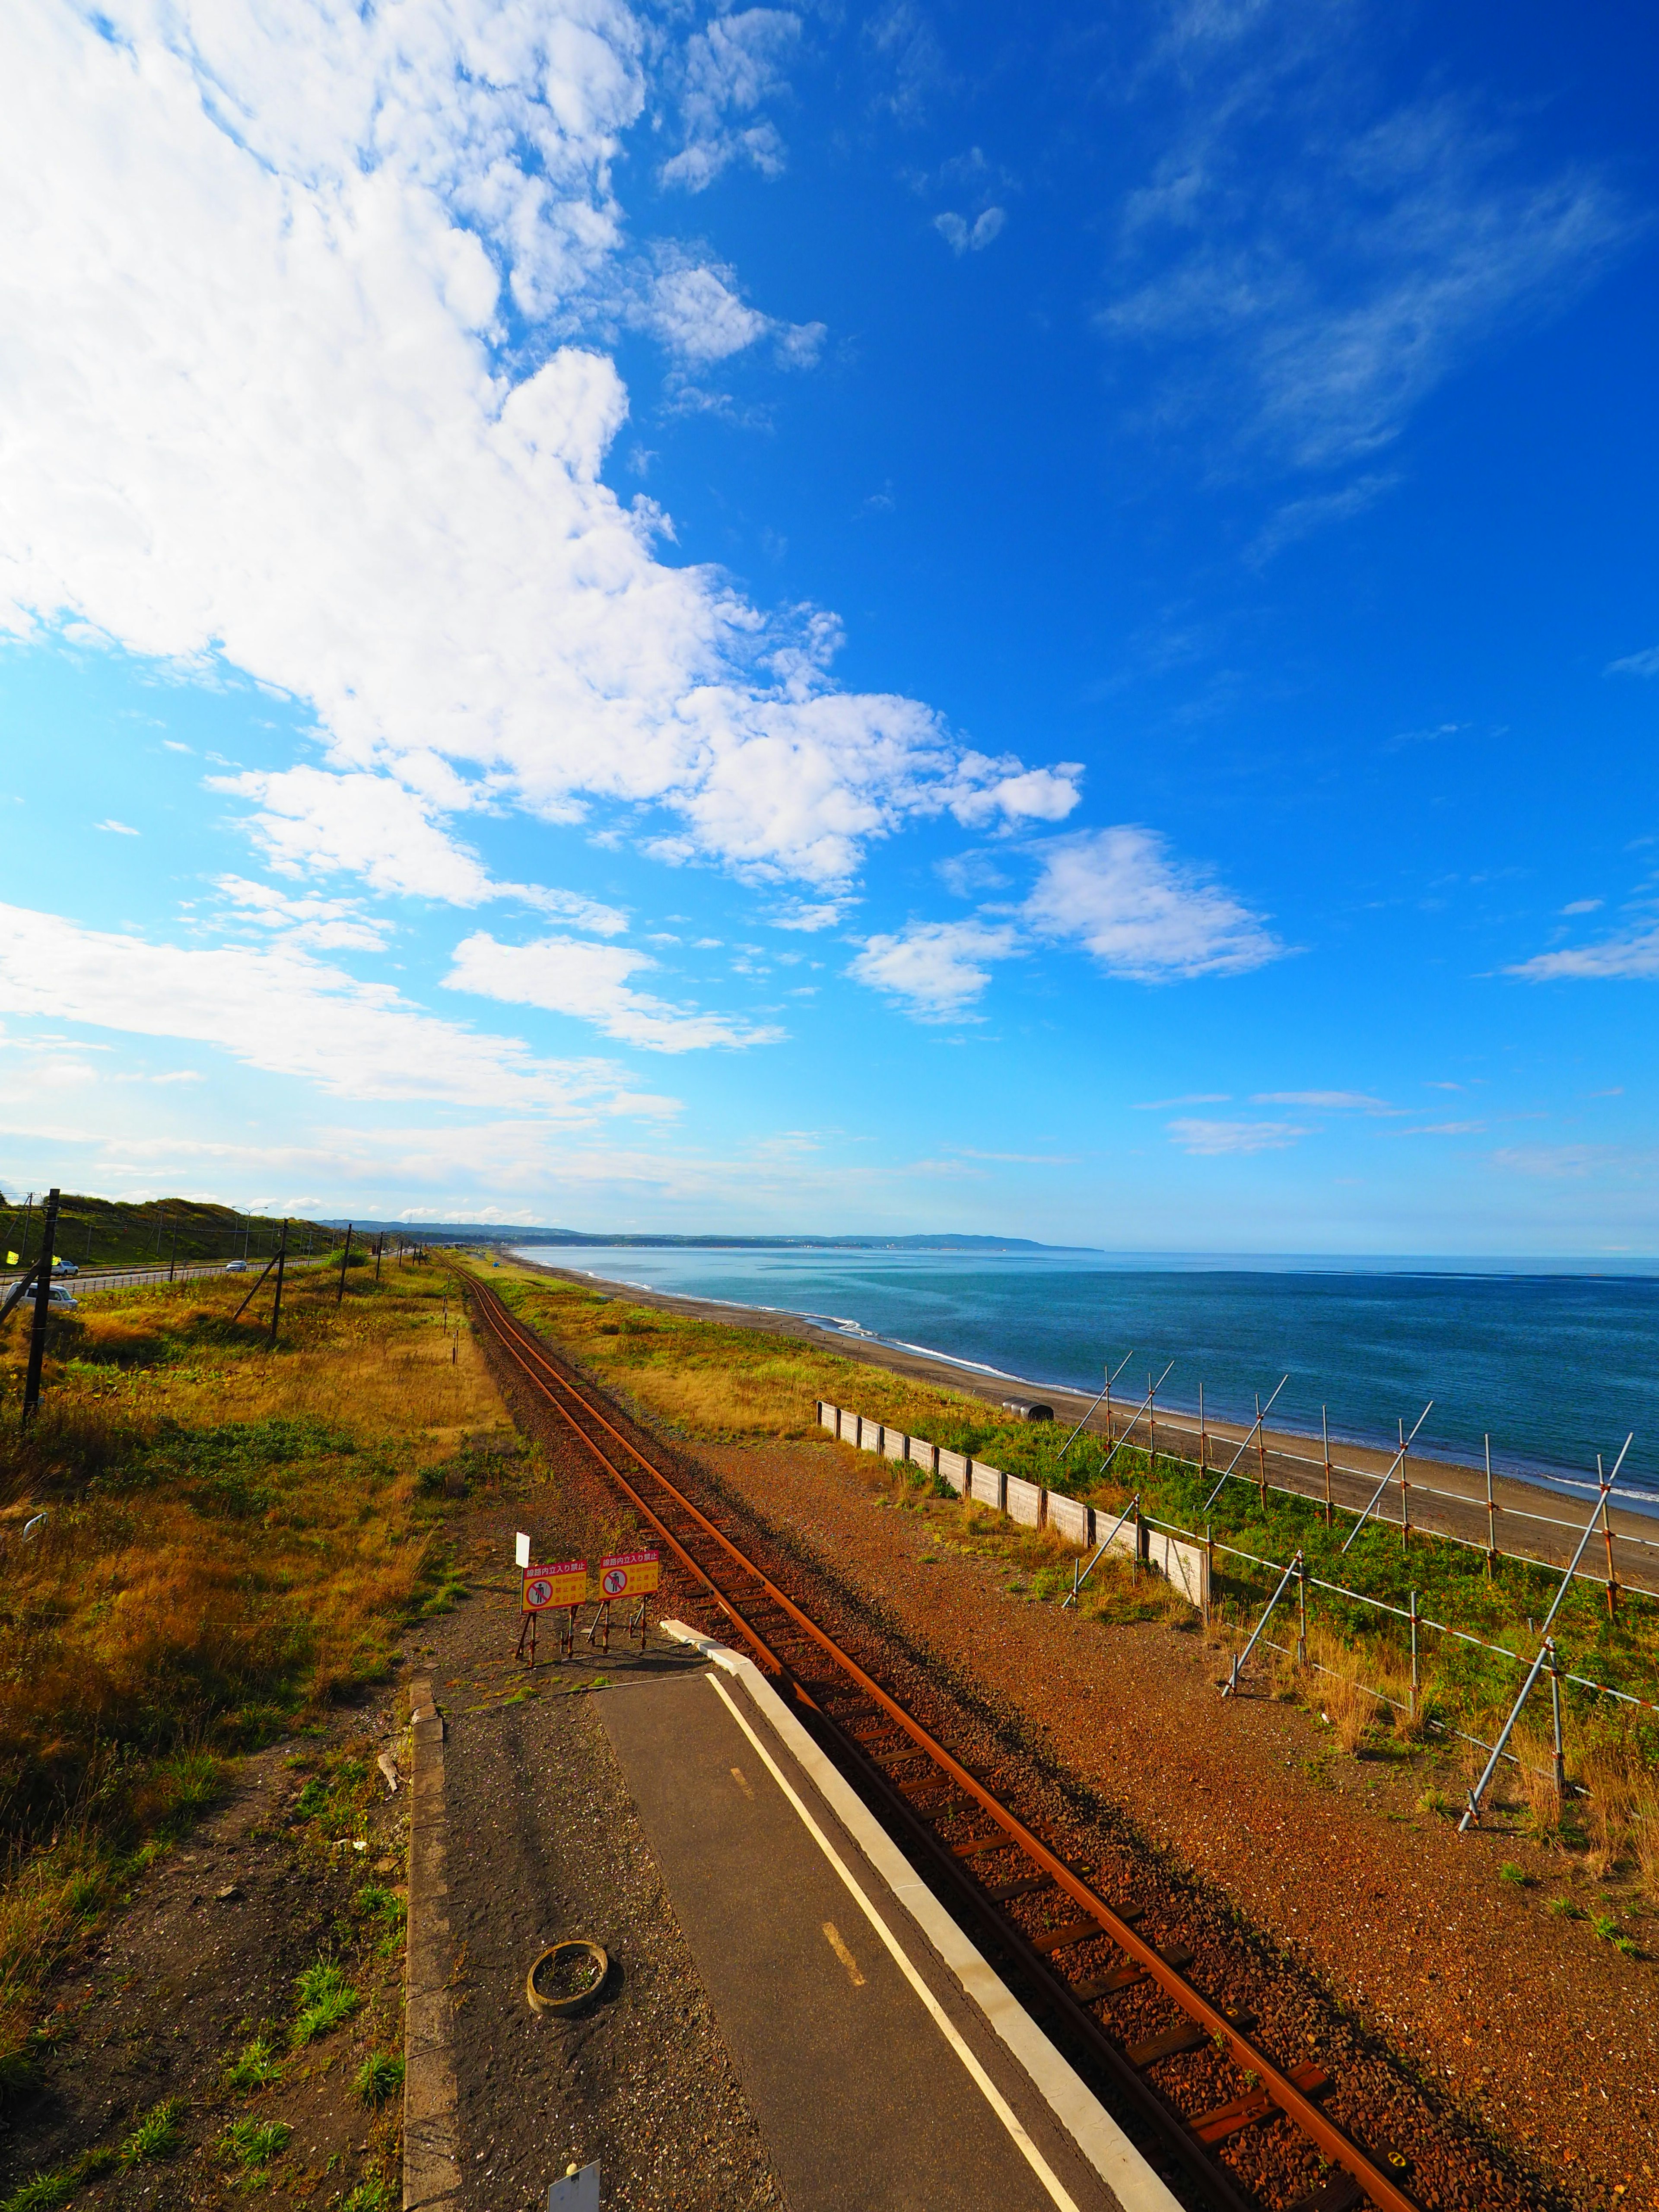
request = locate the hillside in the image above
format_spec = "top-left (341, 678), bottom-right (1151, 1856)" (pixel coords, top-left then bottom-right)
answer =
top-left (0, 1192), bottom-right (336, 1272)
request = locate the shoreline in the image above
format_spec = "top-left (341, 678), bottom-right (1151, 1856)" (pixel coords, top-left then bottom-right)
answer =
top-left (494, 1250), bottom-right (1659, 1554)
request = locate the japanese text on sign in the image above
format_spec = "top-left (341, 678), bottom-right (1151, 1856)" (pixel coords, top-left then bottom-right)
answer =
top-left (524, 1560), bottom-right (588, 1611)
top-left (597, 1550), bottom-right (659, 1601)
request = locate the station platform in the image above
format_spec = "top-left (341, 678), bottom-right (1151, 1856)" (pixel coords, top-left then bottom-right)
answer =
top-left (600, 1630), bottom-right (1174, 2212)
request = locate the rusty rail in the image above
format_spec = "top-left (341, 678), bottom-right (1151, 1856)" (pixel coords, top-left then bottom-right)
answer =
top-left (467, 1274), bottom-right (1419, 2212)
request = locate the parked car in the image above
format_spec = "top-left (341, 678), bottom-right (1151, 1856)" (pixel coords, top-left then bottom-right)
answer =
top-left (223, 1259), bottom-right (248, 1272)
top-left (48, 1287), bottom-right (78, 1309)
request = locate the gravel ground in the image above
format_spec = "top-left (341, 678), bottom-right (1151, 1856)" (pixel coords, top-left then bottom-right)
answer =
top-left (469, 1306), bottom-right (1655, 2212)
top-left (693, 1435), bottom-right (1656, 2212)
top-left (419, 1485), bottom-right (789, 2212)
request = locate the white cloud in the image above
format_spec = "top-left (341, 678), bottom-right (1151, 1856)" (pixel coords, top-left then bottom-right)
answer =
top-left (948, 760), bottom-right (1081, 828)
top-left (1104, 78), bottom-right (1636, 472)
top-left (658, 8), bottom-right (801, 193)
top-left (1509, 927), bottom-right (1659, 981)
top-left (1606, 645), bottom-right (1659, 677)
top-left (1247, 472), bottom-right (1399, 564)
top-left (0, 901), bottom-right (671, 1119)
top-left (847, 920), bottom-right (1019, 1020)
top-left (214, 874), bottom-right (391, 952)
top-left (1167, 1117), bottom-right (1309, 1155)
top-left (1252, 1090), bottom-right (1397, 1113)
top-left (642, 257), bottom-right (825, 372)
top-left (1132, 1093), bottom-right (1230, 1109)
top-left (96, 819), bottom-right (140, 835)
top-left (934, 208), bottom-right (1005, 255)
top-left (444, 930), bottom-right (783, 1052)
top-left (1560, 898), bottom-right (1603, 916)
top-left (0, 2), bottom-right (1074, 905)
top-left (1025, 826), bottom-right (1280, 980)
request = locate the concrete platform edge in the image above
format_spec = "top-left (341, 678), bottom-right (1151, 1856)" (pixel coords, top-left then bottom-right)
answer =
top-left (660, 1622), bottom-right (1181, 2212)
top-left (403, 1679), bottom-right (462, 2212)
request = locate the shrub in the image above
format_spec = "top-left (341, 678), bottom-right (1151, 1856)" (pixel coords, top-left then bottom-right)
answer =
top-left (119, 2099), bottom-right (184, 2166)
top-left (223, 2034), bottom-right (283, 2093)
top-left (292, 1960), bottom-right (359, 2045)
top-left (354, 2052), bottom-right (404, 2107)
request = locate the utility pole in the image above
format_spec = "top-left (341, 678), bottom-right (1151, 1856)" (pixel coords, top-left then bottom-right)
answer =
top-left (22, 1189), bottom-right (61, 1423)
top-left (168, 1215), bottom-right (180, 1283)
top-left (242, 1211), bottom-right (251, 1260)
top-left (337, 1224), bottom-right (354, 1305)
top-left (375, 1235), bottom-right (383, 1282)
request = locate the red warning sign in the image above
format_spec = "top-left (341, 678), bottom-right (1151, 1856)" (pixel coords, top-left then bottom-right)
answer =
top-left (597, 1550), bottom-right (659, 1601)
top-left (524, 1560), bottom-right (587, 1611)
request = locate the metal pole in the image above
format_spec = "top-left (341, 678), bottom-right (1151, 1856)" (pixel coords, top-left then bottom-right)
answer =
top-left (1058, 1350), bottom-right (1133, 1458)
top-left (1484, 1433), bottom-right (1497, 1576)
top-left (1398, 1416), bottom-right (1411, 1548)
top-left (1460, 1446), bottom-right (1630, 1830)
top-left (1340, 1402), bottom-right (1434, 1555)
top-left (1296, 1555), bottom-right (1307, 1668)
top-left (1408, 1591), bottom-right (1418, 1719)
top-left (1148, 1375), bottom-right (1156, 1467)
top-left (168, 1215), bottom-right (179, 1284)
top-left (269, 1220), bottom-right (288, 1348)
top-left (336, 1223), bottom-right (353, 1305)
top-left (22, 1189), bottom-right (60, 1424)
top-left (1201, 1374), bottom-right (1290, 1515)
top-left (1255, 1392), bottom-right (1267, 1502)
top-left (1322, 1405), bottom-right (1332, 1526)
top-left (375, 1236), bottom-right (383, 1283)
top-left (1601, 1490), bottom-right (1618, 1619)
top-left (1223, 1550), bottom-right (1301, 1698)
top-left (1548, 1641), bottom-right (1566, 1804)
top-left (1198, 1382), bottom-right (1207, 1473)
top-left (243, 1211), bottom-right (251, 1259)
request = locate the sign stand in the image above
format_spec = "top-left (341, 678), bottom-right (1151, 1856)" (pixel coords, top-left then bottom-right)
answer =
top-left (517, 1557), bottom-right (588, 1669)
top-left (516, 1605), bottom-right (540, 1670)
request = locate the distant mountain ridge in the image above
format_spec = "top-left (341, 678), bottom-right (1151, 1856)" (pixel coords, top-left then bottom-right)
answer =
top-left (320, 1224), bottom-right (1093, 1252)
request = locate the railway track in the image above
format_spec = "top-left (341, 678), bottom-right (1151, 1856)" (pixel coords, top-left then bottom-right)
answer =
top-left (467, 1276), bottom-right (1422, 2212)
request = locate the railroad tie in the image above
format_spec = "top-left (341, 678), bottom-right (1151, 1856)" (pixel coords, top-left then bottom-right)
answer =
top-left (1192, 2063), bottom-right (1329, 2146)
top-left (1071, 1940), bottom-right (1192, 2002)
top-left (985, 1874), bottom-right (1055, 1903)
top-left (1286, 2176), bottom-right (1363, 2212)
top-left (1127, 2022), bottom-right (1208, 2067)
top-left (1028, 1917), bottom-right (1104, 1955)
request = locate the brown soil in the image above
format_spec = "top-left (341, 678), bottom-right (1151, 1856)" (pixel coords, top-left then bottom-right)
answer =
top-left (0, 1703), bottom-right (410, 2212)
top-left (472, 1304), bottom-right (1656, 2212)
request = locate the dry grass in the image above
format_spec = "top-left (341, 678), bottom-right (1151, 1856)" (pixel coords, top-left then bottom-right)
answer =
top-left (0, 1259), bottom-right (509, 2097)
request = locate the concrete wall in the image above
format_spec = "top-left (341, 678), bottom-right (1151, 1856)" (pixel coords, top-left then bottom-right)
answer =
top-left (818, 1398), bottom-right (1208, 1613)
top-left (1005, 1473), bottom-right (1044, 1529)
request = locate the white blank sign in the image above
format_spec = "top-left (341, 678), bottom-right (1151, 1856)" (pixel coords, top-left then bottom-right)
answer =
top-left (548, 2163), bottom-right (599, 2212)
top-left (515, 1531), bottom-right (531, 1568)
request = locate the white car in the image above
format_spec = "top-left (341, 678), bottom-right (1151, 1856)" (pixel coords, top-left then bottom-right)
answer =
top-left (52, 1259), bottom-right (79, 1277)
top-left (223, 1259), bottom-right (248, 1272)
top-left (48, 1286), bottom-right (78, 1309)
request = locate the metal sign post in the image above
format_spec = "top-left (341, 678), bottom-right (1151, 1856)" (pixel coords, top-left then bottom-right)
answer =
top-left (588, 1551), bottom-right (660, 1653)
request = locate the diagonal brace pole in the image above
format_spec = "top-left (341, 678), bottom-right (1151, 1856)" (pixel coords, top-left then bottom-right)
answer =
top-left (1058, 1349), bottom-right (1135, 1457)
top-left (1062, 1491), bottom-right (1140, 1610)
top-left (1222, 1550), bottom-right (1303, 1698)
top-left (1096, 1362), bottom-right (1175, 1477)
top-left (1340, 1402), bottom-right (1434, 1554)
top-left (1460, 1439), bottom-right (1631, 1831)
top-left (1201, 1374), bottom-right (1290, 1514)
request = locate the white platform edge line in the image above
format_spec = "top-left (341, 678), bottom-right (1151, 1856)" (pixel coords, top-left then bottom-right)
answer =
top-left (661, 1621), bottom-right (1181, 2212)
top-left (704, 1670), bottom-right (1080, 2212)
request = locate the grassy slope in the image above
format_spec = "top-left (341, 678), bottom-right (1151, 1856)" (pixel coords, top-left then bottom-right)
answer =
top-left (488, 1263), bottom-right (1659, 1829)
top-left (0, 1256), bottom-right (518, 2096)
top-left (0, 1194), bottom-right (338, 1273)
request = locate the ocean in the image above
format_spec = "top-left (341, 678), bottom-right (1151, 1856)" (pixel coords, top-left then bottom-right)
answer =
top-left (510, 1245), bottom-right (1659, 1499)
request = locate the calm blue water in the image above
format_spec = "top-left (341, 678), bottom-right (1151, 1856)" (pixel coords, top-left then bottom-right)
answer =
top-left (512, 1246), bottom-right (1659, 1500)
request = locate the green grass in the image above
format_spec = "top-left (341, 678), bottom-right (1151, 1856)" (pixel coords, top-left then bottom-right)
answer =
top-left (341, 2181), bottom-right (396, 2212)
top-left (354, 2051), bottom-right (404, 2107)
top-left (1498, 1862), bottom-right (1532, 1888)
top-left (119, 2098), bottom-right (185, 2166)
top-left (0, 2172), bottom-right (76, 2212)
top-left (219, 2119), bottom-right (292, 2171)
top-left (291, 1960), bottom-right (359, 2045)
top-left (223, 2034), bottom-right (283, 2093)
top-left (0, 1192), bottom-right (334, 1275)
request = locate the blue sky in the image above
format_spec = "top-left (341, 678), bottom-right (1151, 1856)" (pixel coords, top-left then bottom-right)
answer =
top-left (1, 0), bottom-right (1656, 1252)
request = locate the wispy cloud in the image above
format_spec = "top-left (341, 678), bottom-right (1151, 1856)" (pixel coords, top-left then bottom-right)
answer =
top-left (934, 208), bottom-right (1005, 255)
top-left (1247, 472), bottom-right (1398, 564)
top-left (445, 932), bottom-right (784, 1054)
top-left (95, 818), bottom-right (139, 836)
top-left (1167, 1117), bottom-right (1309, 1156)
top-left (1134, 1092), bottom-right (1230, 1109)
top-left (657, 9), bottom-right (802, 194)
top-left (1508, 927), bottom-right (1659, 981)
top-left (1025, 826), bottom-right (1281, 981)
top-left (1605, 645), bottom-right (1659, 677)
top-left (1252, 1090), bottom-right (1398, 1113)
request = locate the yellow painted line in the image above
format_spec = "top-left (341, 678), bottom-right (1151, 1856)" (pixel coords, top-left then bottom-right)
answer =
top-left (729, 1765), bottom-right (754, 1799)
top-left (706, 1670), bottom-right (1081, 2212)
top-left (822, 1920), bottom-right (865, 1988)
